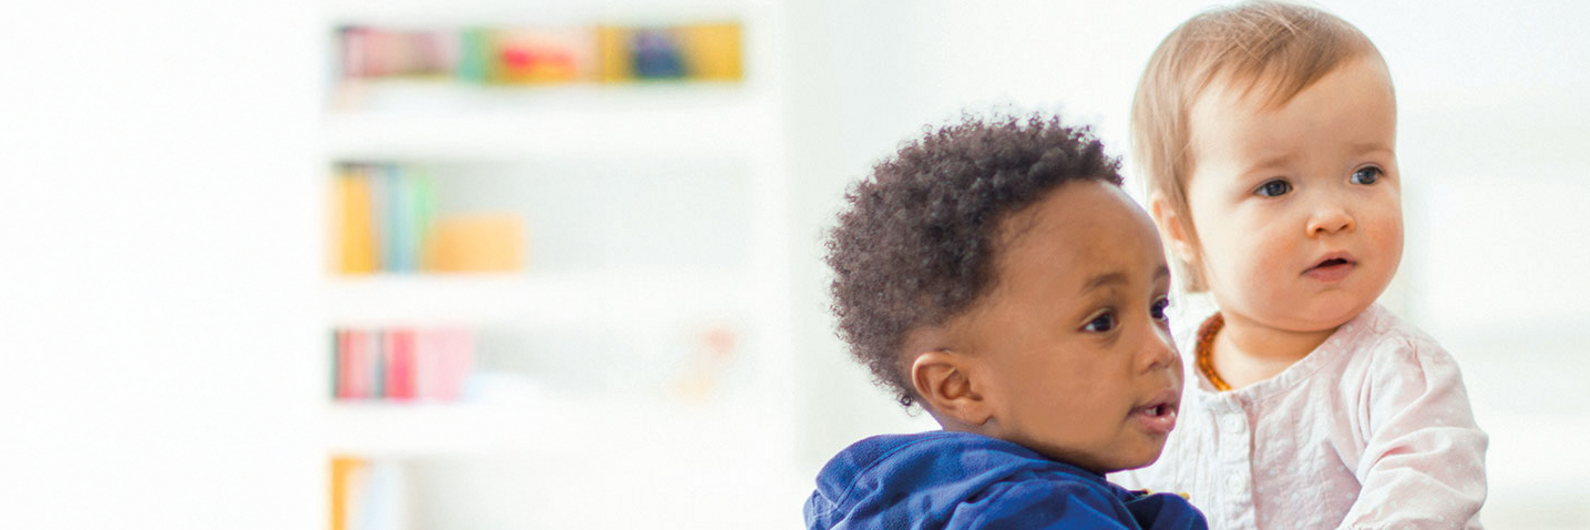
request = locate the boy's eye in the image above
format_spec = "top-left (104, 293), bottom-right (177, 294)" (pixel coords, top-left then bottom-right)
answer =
top-left (1083, 311), bottom-right (1117, 333)
top-left (1350, 166), bottom-right (1383, 185)
top-left (1150, 297), bottom-right (1171, 321)
top-left (1255, 179), bottom-right (1292, 197)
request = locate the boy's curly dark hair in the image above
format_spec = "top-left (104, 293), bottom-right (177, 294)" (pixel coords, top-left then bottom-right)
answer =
top-left (825, 112), bottom-right (1124, 408)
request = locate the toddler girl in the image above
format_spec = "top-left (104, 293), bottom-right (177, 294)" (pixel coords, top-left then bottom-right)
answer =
top-left (1116, 2), bottom-right (1488, 528)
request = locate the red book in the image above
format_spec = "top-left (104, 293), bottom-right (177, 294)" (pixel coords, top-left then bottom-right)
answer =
top-left (386, 329), bottom-right (417, 401)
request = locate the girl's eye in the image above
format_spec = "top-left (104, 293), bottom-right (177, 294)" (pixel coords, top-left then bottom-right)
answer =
top-left (1083, 311), bottom-right (1117, 333)
top-left (1255, 179), bottom-right (1292, 197)
top-left (1350, 166), bottom-right (1383, 185)
top-left (1150, 297), bottom-right (1171, 321)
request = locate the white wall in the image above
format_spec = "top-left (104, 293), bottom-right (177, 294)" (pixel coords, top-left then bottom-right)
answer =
top-left (785, 1), bottom-right (1590, 527)
top-left (0, 1), bottom-right (322, 528)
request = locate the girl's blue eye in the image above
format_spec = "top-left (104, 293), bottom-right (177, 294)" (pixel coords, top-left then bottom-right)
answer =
top-left (1150, 297), bottom-right (1171, 321)
top-left (1256, 179), bottom-right (1292, 197)
top-left (1351, 166), bottom-right (1383, 185)
top-left (1084, 311), bottom-right (1117, 333)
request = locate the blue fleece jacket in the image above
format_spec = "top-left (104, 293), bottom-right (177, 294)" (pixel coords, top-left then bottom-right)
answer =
top-left (804, 431), bottom-right (1206, 529)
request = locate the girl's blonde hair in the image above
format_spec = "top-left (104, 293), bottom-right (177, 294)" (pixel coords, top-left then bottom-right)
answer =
top-left (1132, 0), bottom-right (1383, 291)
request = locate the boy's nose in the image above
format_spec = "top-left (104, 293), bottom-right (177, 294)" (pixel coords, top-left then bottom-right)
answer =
top-left (1139, 324), bottom-right (1179, 373)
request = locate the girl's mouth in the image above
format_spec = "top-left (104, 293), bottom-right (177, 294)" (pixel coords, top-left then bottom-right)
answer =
top-left (1304, 253), bottom-right (1356, 282)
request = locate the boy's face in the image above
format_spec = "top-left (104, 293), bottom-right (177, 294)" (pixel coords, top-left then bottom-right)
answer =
top-left (1182, 57), bottom-right (1403, 333)
top-left (947, 180), bottom-right (1181, 473)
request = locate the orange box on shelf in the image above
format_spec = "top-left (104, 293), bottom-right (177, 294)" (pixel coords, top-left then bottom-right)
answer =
top-left (424, 214), bottom-right (527, 273)
top-left (489, 27), bottom-right (596, 85)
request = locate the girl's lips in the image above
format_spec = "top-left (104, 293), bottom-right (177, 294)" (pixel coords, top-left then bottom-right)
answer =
top-left (1304, 252), bottom-right (1356, 283)
top-left (1304, 260), bottom-right (1354, 282)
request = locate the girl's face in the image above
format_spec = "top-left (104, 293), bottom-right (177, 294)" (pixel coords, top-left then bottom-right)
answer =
top-left (1180, 57), bottom-right (1403, 333)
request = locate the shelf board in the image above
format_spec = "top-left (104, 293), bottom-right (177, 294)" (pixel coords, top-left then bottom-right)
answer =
top-left (324, 397), bottom-right (782, 457)
top-left (322, 83), bottom-right (768, 161)
top-left (324, 269), bottom-right (751, 327)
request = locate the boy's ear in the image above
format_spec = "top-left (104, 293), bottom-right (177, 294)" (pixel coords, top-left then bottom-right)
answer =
top-left (1149, 193), bottom-right (1199, 260)
top-left (910, 350), bottom-right (992, 427)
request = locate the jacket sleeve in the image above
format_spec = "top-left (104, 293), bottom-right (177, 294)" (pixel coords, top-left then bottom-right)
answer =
top-left (1337, 337), bottom-right (1488, 530)
top-left (946, 479), bottom-right (1135, 530)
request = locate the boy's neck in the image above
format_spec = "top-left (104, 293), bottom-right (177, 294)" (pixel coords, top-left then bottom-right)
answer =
top-left (1210, 311), bottom-right (1336, 390)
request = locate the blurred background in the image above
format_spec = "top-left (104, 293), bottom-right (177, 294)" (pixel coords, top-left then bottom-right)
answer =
top-left (1, 0), bottom-right (1585, 528)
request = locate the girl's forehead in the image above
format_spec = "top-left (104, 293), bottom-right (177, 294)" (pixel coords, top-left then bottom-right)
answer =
top-left (1198, 53), bottom-right (1392, 113)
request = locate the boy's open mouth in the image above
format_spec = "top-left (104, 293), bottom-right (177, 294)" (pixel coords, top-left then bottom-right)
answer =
top-left (1132, 391), bottom-right (1180, 435)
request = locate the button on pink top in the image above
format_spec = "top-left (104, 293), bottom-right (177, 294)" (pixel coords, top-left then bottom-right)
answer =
top-left (1114, 304), bottom-right (1488, 529)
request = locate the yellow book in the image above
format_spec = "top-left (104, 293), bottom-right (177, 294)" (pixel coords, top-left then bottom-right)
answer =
top-left (595, 26), bottom-right (632, 83)
top-left (681, 23), bottom-right (743, 81)
top-left (339, 167), bottom-right (379, 274)
top-left (329, 456), bottom-right (365, 530)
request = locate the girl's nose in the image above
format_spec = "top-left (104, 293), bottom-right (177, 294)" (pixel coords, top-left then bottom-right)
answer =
top-left (1306, 200), bottom-right (1355, 236)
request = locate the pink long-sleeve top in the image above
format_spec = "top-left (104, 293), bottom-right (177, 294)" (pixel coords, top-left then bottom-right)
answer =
top-left (1114, 303), bottom-right (1488, 529)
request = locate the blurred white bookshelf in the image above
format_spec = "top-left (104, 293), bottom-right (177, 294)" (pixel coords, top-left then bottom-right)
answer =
top-left (323, 84), bottom-right (773, 160)
top-left (315, 2), bottom-right (795, 528)
top-left (324, 269), bottom-right (752, 328)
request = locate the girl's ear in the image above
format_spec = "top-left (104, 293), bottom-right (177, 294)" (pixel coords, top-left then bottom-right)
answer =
top-left (911, 350), bottom-right (992, 427)
top-left (1149, 193), bottom-right (1199, 261)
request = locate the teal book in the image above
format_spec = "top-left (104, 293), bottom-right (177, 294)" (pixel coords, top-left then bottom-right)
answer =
top-left (456, 29), bottom-right (491, 84)
top-left (412, 168), bottom-right (436, 272)
top-left (380, 164), bottom-right (403, 272)
top-left (386, 164), bottom-right (414, 273)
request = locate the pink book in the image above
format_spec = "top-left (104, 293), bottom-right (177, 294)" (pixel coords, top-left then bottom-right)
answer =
top-left (434, 328), bottom-right (475, 402)
top-left (344, 329), bottom-right (373, 399)
top-left (386, 329), bottom-right (417, 401)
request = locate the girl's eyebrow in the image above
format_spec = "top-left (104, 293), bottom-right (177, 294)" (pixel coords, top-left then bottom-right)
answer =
top-left (1238, 152), bottom-right (1297, 175)
top-left (1350, 140), bottom-right (1393, 155)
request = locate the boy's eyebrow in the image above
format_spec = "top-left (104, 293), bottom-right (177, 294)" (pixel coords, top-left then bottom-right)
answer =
top-left (1079, 266), bottom-right (1170, 292)
top-left (1081, 272), bottom-right (1128, 292)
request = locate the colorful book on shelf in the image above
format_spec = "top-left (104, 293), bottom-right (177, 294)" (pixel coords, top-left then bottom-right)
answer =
top-left (681, 23), bottom-right (743, 81)
top-left (631, 28), bottom-right (686, 79)
top-left (333, 327), bottom-right (476, 402)
top-left (490, 27), bottom-right (596, 84)
top-left (433, 328), bottom-right (475, 401)
top-left (341, 329), bottom-right (374, 399)
top-left (368, 330), bottom-right (386, 399)
top-left (334, 162), bottom-right (444, 275)
top-left (329, 457), bottom-right (363, 530)
top-left (385, 329), bottom-right (417, 400)
top-left (457, 28), bottom-right (492, 83)
top-left (337, 23), bottom-right (742, 84)
top-left (335, 166), bottom-right (379, 274)
top-left (330, 457), bottom-right (407, 530)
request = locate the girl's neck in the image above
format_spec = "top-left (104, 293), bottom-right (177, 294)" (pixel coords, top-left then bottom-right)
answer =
top-left (1209, 311), bottom-right (1337, 389)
